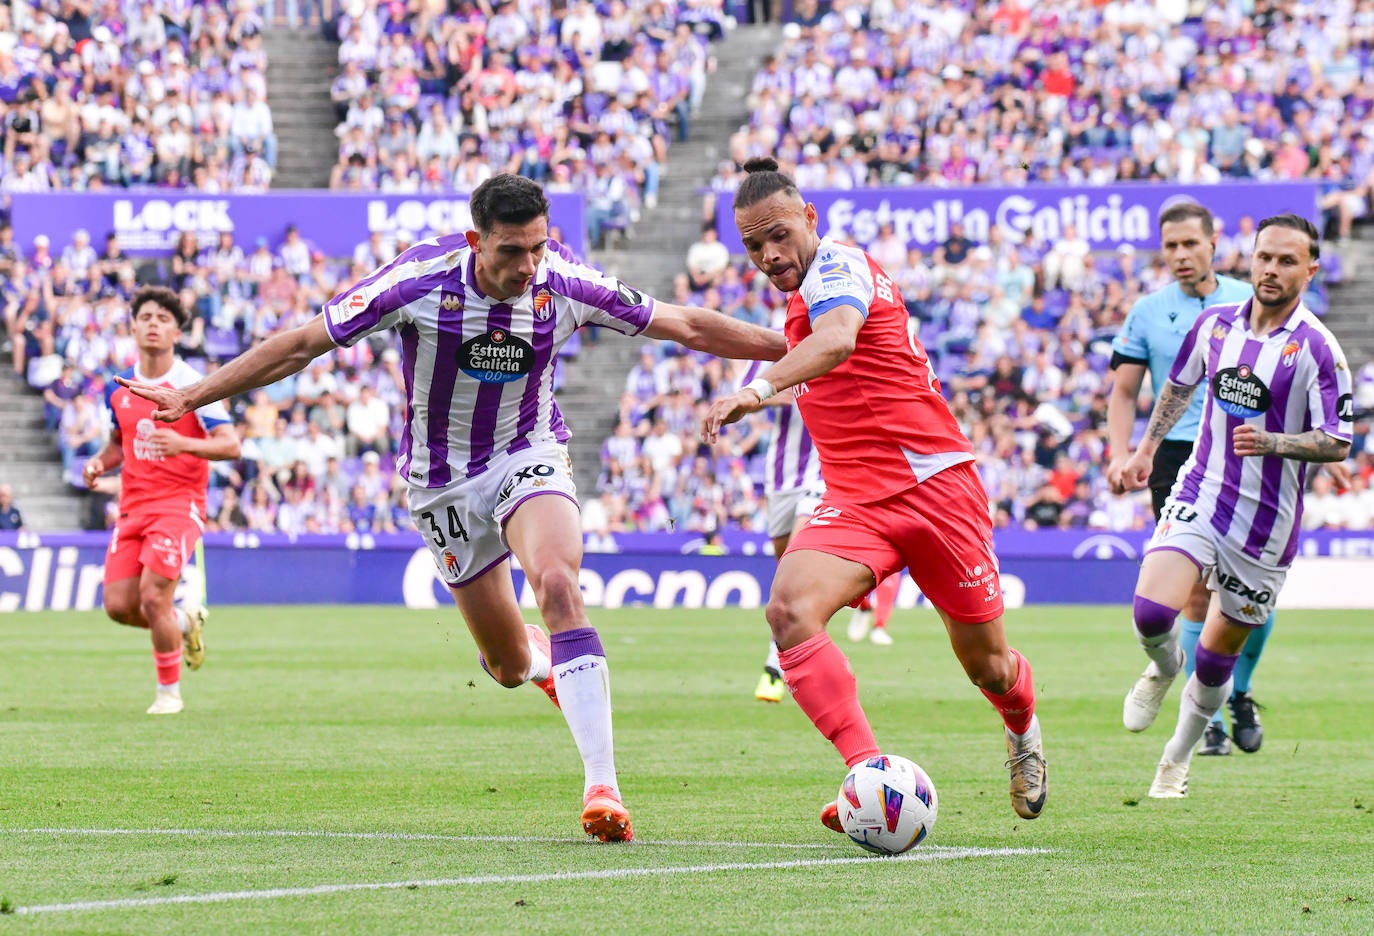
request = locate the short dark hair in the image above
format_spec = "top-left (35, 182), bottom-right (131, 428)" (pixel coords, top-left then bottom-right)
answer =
top-left (732, 157), bottom-right (802, 211)
top-left (130, 285), bottom-right (189, 328)
top-left (1157, 200), bottom-right (1214, 236)
top-left (1257, 213), bottom-right (1320, 260)
top-left (469, 173), bottom-right (549, 234)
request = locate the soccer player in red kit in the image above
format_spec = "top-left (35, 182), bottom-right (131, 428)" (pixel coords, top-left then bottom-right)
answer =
top-left (83, 286), bottom-right (240, 715)
top-left (704, 159), bottom-right (1047, 824)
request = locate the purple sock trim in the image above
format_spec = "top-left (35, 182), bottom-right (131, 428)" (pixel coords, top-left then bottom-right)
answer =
top-left (1133, 595), bottom-right (1179, 639)
top-left (1194, 645), bottom-right (1239, 687)
top-left (551, 626), bottom-right (604, 664)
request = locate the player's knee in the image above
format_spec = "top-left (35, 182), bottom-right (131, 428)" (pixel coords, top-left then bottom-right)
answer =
top-left (964, 652), bottom-right (1016, 694)
top-left (136, 589), bottom-right (172, 628)
top-left (526, 564), bottom-right (583, 619)
top-left (104, 596), bottom-right (139, 626)
top-left (1194, 645), bottom-right (1239, 688)
top-left (765, 591), bottom-right (822, 647)
top-left (1132, 594), bottom-right (1179, 639)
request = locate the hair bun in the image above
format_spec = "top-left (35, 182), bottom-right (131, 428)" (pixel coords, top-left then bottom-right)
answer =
top-left (742, 157), bottom-right (780, 174)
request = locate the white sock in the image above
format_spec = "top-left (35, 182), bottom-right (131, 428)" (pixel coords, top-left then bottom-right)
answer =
top-left (174, 608), bottom-right (190, 635)
top-left (158, 682), bottom-right (182, 697)
top-left (1163, 675), bottom-right (1231, 764)
top-left (527, 638), bottom-right (551, 683)
top-left (765, 641), bottom-right (780, 672)
top-left (554, 651), bottom-right (619, 794)
top-left (1140, 630), bottom-right (1182, 676)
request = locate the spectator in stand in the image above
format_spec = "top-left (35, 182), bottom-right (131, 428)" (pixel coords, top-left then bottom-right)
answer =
top-left (0, 483), bottom-right (23, 531)
top-left (685, 222), bottom-right (731, 292)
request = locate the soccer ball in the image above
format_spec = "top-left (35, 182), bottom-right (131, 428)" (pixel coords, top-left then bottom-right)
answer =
top-left (836, 754), bottom-right (938, 855)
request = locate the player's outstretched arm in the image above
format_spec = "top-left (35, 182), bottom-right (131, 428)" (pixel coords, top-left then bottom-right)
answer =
top-left (1233, 425), bottom-right (1351, 463)
top-left (701, 304), bottom-right (863, 444)
top-left (642, 303), bottom-right (787, 360)
top-left (118, 315), bottom-right (338, 422)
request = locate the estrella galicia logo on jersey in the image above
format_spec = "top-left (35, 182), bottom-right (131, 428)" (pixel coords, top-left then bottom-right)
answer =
top-left (439, 290), bottom-right (463, 313)
top-left (459, 329), bottom-right (534, 383)
top-left (1338, 393), bottom-right (1355, 422)
top-left (1212, 365), bottom-right (1271, 419)
top-left (616, 281), bottom-right (644, 306)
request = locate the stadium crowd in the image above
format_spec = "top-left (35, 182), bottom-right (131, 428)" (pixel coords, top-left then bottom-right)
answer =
top-left (325, 0), bottom-right (732, 249)
top-left (0, 0), bottom-right (279, 194)
top-left (3, 0), bottom-right (1374, 538)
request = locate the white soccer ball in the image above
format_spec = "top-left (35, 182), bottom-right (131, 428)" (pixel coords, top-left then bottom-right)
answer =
top-left (836, 754), bottom-right (938, 855)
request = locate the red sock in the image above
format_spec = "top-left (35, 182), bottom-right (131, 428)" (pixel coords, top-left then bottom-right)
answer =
top-left (873, 574), bottom-right (900, 627)
top-left (980, 648), bottom-right (1035, 735)
top-left (778, 632), bottom-right (880, 767)
top-left (154, 649), bottom-right (182, 687)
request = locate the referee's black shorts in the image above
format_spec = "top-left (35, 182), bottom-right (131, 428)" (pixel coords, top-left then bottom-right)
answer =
top-left (1149, 439), bottom-right (1194, 521)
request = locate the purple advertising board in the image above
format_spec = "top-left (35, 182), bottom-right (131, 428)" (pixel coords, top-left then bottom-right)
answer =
top-left (712, 181), bottom-right (1320, 254)
top-left (3, 530), bottom-right (1371, 612)
top-left (8, 190), bottom-right (588, 259)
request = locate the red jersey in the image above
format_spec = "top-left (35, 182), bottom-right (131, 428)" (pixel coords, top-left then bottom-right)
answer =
top-left (785, 238), bottom-right (974, 504)
top-left (105, 360), bottom-right (233, 517)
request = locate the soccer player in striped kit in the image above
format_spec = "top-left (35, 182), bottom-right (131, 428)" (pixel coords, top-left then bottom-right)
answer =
top-left (1118, 215), bottom-right (1353, 798)
top-left (118, 174), bottom-right (786, 840)
top-left (1108, 200), bottom-right (1258, 756)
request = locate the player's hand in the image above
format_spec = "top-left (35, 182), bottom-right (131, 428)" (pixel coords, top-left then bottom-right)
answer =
top-left (1106, 455), bottom-right (1130, 495)
top-left (1118, 450), bottom-right (1153, 492)
top-left (1323, 460), bottom-right (1354, 490)
top-left (81, 457), bottom-right (105, 489)
top-left (113, 375), bottom-right (192, 422)
top-left (145, 427), bottom-right (188, 458)
top-left (1232, 424), bottom-right (1276, 457)
top-left (701, 389), bottom-right (764, 444)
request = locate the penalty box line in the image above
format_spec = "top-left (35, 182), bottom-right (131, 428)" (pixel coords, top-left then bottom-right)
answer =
top-left (12, 846), bottom-right (1052, 915)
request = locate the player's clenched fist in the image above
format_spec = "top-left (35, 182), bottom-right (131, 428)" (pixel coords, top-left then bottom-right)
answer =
top-left (1232, 424), bottom-right (1276, 457)
top-left (1117, 448), bottom-right (1154, 492)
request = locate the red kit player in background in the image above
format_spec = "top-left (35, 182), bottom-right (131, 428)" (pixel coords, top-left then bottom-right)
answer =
top-left (703, 159), bottom-right (1048, 826)
top-left (83, 286), bottom-right (240, 715)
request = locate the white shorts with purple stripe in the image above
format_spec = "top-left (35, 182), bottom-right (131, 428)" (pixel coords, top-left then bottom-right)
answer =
top-left (408, 441), bottom-right (579, 587)
top-left (1146, 499), bottom-right (1286, 627)
top-left (766, 480), bottom-right (826, 539)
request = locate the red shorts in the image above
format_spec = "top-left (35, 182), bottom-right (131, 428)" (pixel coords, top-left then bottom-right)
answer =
top-left (104, 510), bottom-right (204, 584)
top-left (784, 460), bottom-right (1004, 623)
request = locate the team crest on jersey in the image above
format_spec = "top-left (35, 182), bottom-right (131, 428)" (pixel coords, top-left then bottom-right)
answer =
top-left (459, 329), bottom-right (534, 383)
top-left (1211, 324), bottom-right (1229, 341)
top-left (1213, 365), bottom-right (1272, 419)
top-left (533, 289), bottom-right (553, 321)
top-left (441, 549), bottom-right (459, 576)
top-left (439, 290), bottom-right (464, 313)
top-left (1281, 340), bottom-right (1300, 367)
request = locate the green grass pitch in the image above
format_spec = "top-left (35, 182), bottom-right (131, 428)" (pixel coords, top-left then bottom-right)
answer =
top-left (2, 604), bottom-right (1372, 934)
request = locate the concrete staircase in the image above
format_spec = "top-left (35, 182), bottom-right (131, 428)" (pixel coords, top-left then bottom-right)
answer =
top-left (1323, 240), bottom-right (1374, 361)
top-left (262, 27), bottom-right (340, 190)
top-left (0, 370), bottom-right (83, 531)
top-left (559, 23), bottom-right (780, 482)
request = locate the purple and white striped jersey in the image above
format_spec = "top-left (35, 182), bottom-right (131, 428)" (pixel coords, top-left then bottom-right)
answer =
top-left (741, 359), bottom-right (822, 495)
top-left (1168, 298), bottom-right (1354, 566)
top-left (322, 235), bottom-right (654, 487)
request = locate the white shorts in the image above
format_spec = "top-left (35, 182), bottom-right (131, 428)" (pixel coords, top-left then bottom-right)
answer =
top-left (408, 442), bottom-right (579, 587)
top-left (1146, 499), bottom-right (1286, 627)
top-left (766, 480), bottom-right (826, 539)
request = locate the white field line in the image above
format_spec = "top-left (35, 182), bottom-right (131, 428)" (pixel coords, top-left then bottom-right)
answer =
top-left (7, 827), bottom-right (856, 849)
top-left (10, 845), bottom-right (1052, 916)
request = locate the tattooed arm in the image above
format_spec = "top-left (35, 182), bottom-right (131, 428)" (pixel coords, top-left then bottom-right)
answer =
top-left (1233, 426), bottom-right (1352, 462)
top-left (1116, 381), bottom-right (1196, 493)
